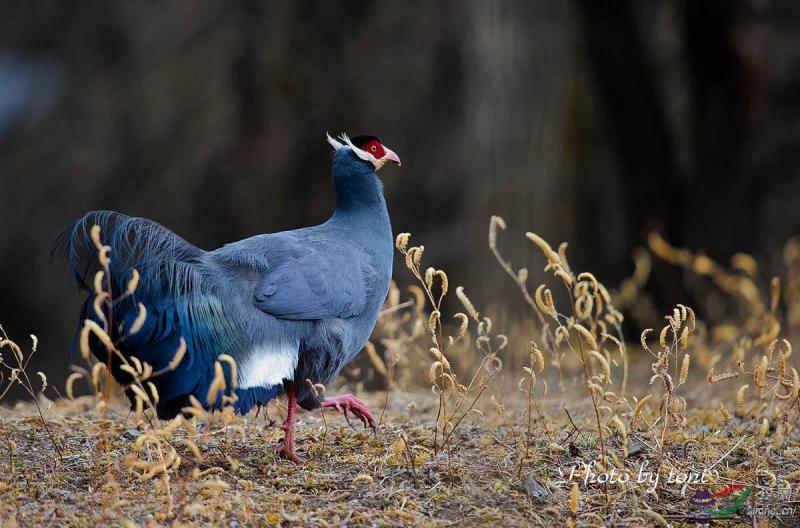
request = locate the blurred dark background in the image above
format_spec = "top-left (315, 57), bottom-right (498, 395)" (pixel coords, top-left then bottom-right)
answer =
top-left (1, 1), bottom-right (799, 383)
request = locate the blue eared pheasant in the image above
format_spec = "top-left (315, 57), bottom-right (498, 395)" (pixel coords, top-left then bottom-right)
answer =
top-left (60, 134), bottom-right (401, 463)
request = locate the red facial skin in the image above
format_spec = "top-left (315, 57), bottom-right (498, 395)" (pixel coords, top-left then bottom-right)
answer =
top-left (357, 138), bottom-right (385, 158)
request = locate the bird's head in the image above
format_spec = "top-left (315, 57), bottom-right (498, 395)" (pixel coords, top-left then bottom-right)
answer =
top-left (326, 133), bottom-right (401, 171)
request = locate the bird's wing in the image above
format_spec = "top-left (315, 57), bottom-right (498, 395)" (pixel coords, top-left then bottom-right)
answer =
top-left (253, 241), bottom-right (372, 320)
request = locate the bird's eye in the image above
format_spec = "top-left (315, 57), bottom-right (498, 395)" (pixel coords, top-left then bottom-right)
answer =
top-left (371, 145), bottom-right (378, 152)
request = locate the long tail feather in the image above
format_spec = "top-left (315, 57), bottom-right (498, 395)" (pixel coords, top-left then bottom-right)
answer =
top-left (54, 210), bottom-right (206, 299)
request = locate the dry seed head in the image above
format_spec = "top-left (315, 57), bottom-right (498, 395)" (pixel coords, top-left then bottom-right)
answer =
top-left (719, 402), bottom-right (732, 421)
top-left (707, 368), bottom-right (737, 383)
top-left (364, 341), bottom-right (387, 376)
top-left (352, 474), bottom-right (375, 487)
top-left (453, 313), bottom-right (469, 337)
top-left (631, 395), bottom-right (652, 428)
top-left (85, 320), bottom-right (114, 351)
top-left (404, 249), bottom-right (413, 269)
top-left (126, 269), bottom-right (140, 296)
top-left (759, 418), bottom-right (769, 439)
top-left (435, 270), bottom-right (448, 296)
top-left (679, 326), bottom-right (689, 350)
top-left (754, 356), bottom-right (768, 388)
top-left (569, 482), bottom-right (579, 514)
top-left (147, 381), bottom-right (159, 404)
top-left (589, 350), bottom-right (611, 383)
top-left (168, 338), bottom-right (187, 370)
top-left (0, 339), bottom-right (22, 364)
top-left (770, 276), bottom-right (781, 313)
top-left (641, 509), bottom-right (669, 528)
top-left (526, 232), bottom-right (561, 270)
top-left (652, 373), bottom-right (674, 391)
top-left (530, 341), bottom-right (545, 373)
top-left (496, 334), bottom-right (508, 351)
top-left (554, 268), bottom-right (573, 285)
top-left (130, 383), bottom-right (150, 404)
top-left (439, 354), bottom-right (451, 370)
top-left (217, 354), bottom-right (238, 390)
top-left (779, 338), bottom-right (792, 359)
top-left (205, 361), bottom-right (227, 405)
top-left (455, 286), bottom-right (479, 320)
top-left (557, 242), bottom-right (573, 273)
top-left (91, 362), bottom-right (106, 388)
top-left (129, 355), bottom-right (143, 375)
top-left (129, 303), bottom-right (147, 335)
top-left (574, 324), bottom-right (598, 350)
top-left (736, 385), bottom-right (749, 416)
top-left (395, 232), bottom-right (410, 251)
top-left (577, 272), bottom-right (599, 295)
top-left (36, 371), bottom-right (47, 393)
top-left (792, 368), bottom-right (799, 400)
top-left (133, 395), bottom-right (144, 424)
top-left (534, 284), bottom-right (551, 317)
top-left (679, 354), bottom-right (690, 385)
top-left (424, 267), bottom-right (434, 289)
top-left (413, 245), bottom-right (424, 265)
top-left (609, 414), bottom-right (626, 439)
top-left (79, 324), bottom-right (91, 360)
top-left (484, 355), bottom-right (503, 374)
top-left (98, 245), bottom-right (111, 268)
top-left (199, 479), bottom-right (229, 491)
top-left (92, 293), bottom-right (108, 325)
top-left (640, 329), bottom-right (653, 353)
top-left (754, 319), bottom-right (780, 347)
top-left (388, 280), bottom-right (400, 307)
top-left (65, 372), bottom-right (82, 399)
top-left (658, 325), bottom-right (670, 348)
top-left (428, 310), bottom-right (440, 335)
top-left (429, 361), bottom-right (443, 383)
top-left (120, 364), bottom-right (139, 378)
top-left (685, 306), bottom-right (696, 332)
top-left (488, 215), bottom-right (506, 248)
top-left (90, 224), bottom-right (103, 250)
top-left (575, 294), bottom-right (593, 320)
top-left (181, 438), bottom-right (203, 461)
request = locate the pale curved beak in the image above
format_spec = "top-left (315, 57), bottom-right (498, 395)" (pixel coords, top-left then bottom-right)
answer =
top-left (382, 146), bottom-right (401, 167)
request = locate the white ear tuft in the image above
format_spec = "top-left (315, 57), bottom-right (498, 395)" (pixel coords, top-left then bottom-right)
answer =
top-left (340, 134), bottom-right (377, 163)
top-left (326, 132), bottom-right (344, 150)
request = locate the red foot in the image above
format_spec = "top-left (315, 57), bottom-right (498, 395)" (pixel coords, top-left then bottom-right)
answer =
top-left (276, 422), bottom-right (304, 464)
top-left (321, 394), bottom-right (376, 431)
top-left (276, 381), bottom-right (304, 464)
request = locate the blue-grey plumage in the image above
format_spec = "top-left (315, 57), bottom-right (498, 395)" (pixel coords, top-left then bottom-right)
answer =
top-left (58, 135), bottom-right (400, 441)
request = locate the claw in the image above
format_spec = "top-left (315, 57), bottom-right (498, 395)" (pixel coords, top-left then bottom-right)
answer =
top-left (321, 394), bottom-right (377, 432)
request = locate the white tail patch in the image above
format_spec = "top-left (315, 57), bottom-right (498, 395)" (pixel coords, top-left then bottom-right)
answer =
top-left (238, 341), bottom-right (299, 389)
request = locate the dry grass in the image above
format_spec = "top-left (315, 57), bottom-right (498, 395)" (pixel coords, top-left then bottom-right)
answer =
top-left (2, 220), bottom-right (800, 526)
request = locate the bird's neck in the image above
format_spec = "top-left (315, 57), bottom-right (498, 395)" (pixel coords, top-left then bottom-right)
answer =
top-left (330, 180), bottom-right (390, 232)
top-left (327, 151), bottom-right (393, 247)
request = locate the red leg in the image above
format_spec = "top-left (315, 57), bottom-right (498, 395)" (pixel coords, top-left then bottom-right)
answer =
top-left (321, 394), bottom-right (376, 431)
top-left (276, 381), bottom-right (304, 464)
